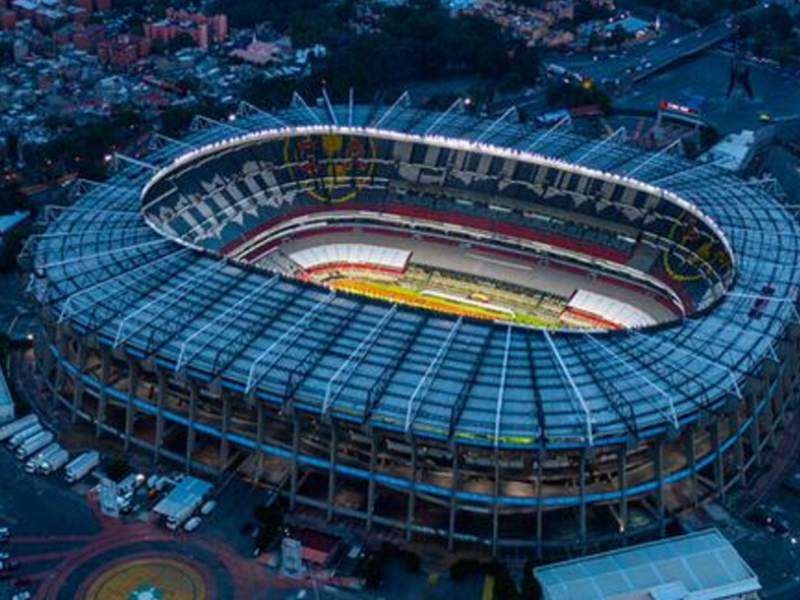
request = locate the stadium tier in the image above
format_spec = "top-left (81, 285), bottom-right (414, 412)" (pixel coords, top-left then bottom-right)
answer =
top-left (27, 101), bottom-right (800, 554)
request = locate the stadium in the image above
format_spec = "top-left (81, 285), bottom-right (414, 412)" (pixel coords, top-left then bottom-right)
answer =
top-left (25, 97), bottom-right (800, 555)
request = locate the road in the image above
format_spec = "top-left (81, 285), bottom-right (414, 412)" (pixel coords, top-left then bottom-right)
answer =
top-left (553, 18), bottom-right (736, 86)
top-left (613, 50), bottom-right (800, 134)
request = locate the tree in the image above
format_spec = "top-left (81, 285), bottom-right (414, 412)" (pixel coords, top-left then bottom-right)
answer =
top-left (587, 31), bottom-right (602, 51)
top-left (574, 0), bottom-right (613, 24)
top-left (450, 558), bottom-right (483, 580)
top-left (0, 188), bottom-right (30, 272)
top-left (681, 136), bottom-right (699, 159)
top-left (488, 560), bottom-right (519, 600)
top-left (5, 132), bottom-right (18, 164)
top-left (507, 44), bottom-right (541, 85)
top-left (0, 184), bottom-right (29, 215)
top-left (450, 558), bottom-right (521, 600)
top-left (105, 458), bottom-right (130, 481)
top-left (252, 504), bottom-right (283, 550)
top-left (308, 0), bottom-right (534, 98)
top-left (168, 32), bottom-right (196, 53)
top-left (521, 561), bottom-right (543, 600)
top-left (546, 81), bottom-right (612, 114)
top-left (700, 125), bottom-right (721, 151)
top-left (607, 25), bottom-right (630, 50)
top-left (362, 542), bottom-right (421, 589)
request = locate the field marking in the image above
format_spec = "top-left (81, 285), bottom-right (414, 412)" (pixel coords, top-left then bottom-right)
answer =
top-left (466, 253), bottom-right (533, 271)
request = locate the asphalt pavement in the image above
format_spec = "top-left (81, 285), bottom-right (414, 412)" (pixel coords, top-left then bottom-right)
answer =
top-left (615, 51), bottom-right (800, 133)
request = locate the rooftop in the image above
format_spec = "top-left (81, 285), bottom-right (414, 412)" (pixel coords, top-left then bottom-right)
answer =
top-left (700, 130), bottom-right (756, 172)
top-left (152, 476), bottom-right (212, 519)
top-left (0, 210), bottom-right (30, 236)
top-left (534, 529), bottom-right (761, 600)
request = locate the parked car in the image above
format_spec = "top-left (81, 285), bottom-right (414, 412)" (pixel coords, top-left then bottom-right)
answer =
top-left (184, 517), bottom-right (202, 532)
top-left (200, 500), bottom-right (217, 516)
top-left (750, 505), bottom-right (790, 536)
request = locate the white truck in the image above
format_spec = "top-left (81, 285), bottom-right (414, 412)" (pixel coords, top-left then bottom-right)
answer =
top-left (6, 424), bottom-right (42, 449)
top-left (40, 449), bottom-right (70, 475)
top-left (166, 503), bottom-right (197, 531)
top-left (0, 414), bottom-right (39, 442)
top-left (24, 442), bottom-right (61, 474)
top-left (118, 473), bottom-right (144, 497)
top-left (64, 451), bottom-right (100, 483)
top-left (16, 431), bottom-right (55, 460)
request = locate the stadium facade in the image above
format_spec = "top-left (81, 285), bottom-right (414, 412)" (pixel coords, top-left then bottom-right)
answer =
top-left (25, 99), bottom-right (800, 555)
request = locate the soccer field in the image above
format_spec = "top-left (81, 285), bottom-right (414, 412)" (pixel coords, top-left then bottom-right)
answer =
top-left (326, 265), bottom-right (566, 327)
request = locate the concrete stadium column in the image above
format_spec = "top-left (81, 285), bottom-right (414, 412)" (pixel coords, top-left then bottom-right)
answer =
top-left (447, 449), bottom-right (460, 552)
top-left (686, 424), bottom-right (699, 507)
top-left (72, 378), bottom-right (85, 424)
top-left (290, 416), bottom-right (300, 511)
top-left (219, 392), bottom-right (231, 473)
top-left (775, 348), bottom-right (790, 425)
top-left (153, 367), bottom-right (166, 463)
top-left (54, 325), bottom-right (68, 393)
top-left (654, 438), bottom-right (665, 537)
top-left (123, 357), bottom-right (138, 452)
top-left (732, 409), bottom-right (747, 489)
top-left (405, 437), bottom-right (417, 542)
top-left (711, 420), bottom-right (725, 501)
top-left (39, 327), bottom-right (56, 380)
top-left (617, 448), bottom-right (629, 542)
top-left (772, 380), bottom-right (786, 433)
top-left (71, 339), bottom-right (88, 423)
top-left (747, 393), bottom-right (762, 468)
top-left (759, 364), bottom-right (778, 448)
top-left (780, 360), bottom-right (797, 418)
top-left (761, 389), bottom-right (776, 453)
top-left (184, 380), bottom-right (198, 473)
top-left (327, 424), bottom-right (338, 523)
top-left (254, 402), bottom-right (265, 483)
top-left (33, 324), bottom-right (44, 370)
top-left (536, 447), bottom-right (544, 559)
top-left (366, 435), bottom-right (378, 532)
top-left (95, 346), bottom-right (110, 439)
top-left (492, 448), bottom-right (500, 557)
top-left (579, 449), bottom-right (587, 553)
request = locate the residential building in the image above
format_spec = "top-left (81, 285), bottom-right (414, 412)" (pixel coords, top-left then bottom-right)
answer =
top-left (144, 9), bottom-right (227, 51)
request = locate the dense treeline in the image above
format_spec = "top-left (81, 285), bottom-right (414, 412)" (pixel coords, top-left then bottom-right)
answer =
top-left (736, 4), bottom-right (800, 65)
top-left (25, 108), bottom-right (148, 180)
top-left (239, 0), bottom-right (540, 105)
top-left (632, 0), bottom-right (755, 25)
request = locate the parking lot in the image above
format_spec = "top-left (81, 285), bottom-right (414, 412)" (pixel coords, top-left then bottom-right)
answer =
top-left (733, 476), bottom-right (800, 599)
top-left (0, 428), bottom-right (369, 600)
top-left (615, 50), bottom-right (800, 134)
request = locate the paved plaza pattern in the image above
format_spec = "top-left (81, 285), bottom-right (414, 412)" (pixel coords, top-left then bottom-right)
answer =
top-left (82, 555), bottom-right (208, 600)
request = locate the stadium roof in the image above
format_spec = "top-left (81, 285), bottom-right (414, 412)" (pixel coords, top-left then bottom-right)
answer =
top-left (534, 528), bottom-right (760, 600)
top-left (29, 99), bottom-right (800, 465)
